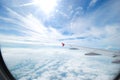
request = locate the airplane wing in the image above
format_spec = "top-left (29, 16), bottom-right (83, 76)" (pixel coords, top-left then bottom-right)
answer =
top-left (68, 45), bottom-right (120, 63)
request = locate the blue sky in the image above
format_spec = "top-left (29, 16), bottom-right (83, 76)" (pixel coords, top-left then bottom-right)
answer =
top-left (0, 0), bottom-right (120, 50)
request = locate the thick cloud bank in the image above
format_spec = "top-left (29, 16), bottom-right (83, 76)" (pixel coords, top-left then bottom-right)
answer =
top-left (2, 47), bottom-right (120, 80)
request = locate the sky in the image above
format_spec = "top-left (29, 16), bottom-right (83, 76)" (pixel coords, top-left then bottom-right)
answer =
top-left (0, 0), bottom-right (120, 50)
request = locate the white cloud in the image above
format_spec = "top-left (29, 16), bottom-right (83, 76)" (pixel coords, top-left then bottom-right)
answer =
top-left (62, 0), bottom-right (120, 49)
top-left (65, 23), bottom-right (120, 49)
top-left (0, 0), bottom-right (120, 50)
top-left (2, 47), bottom-right (119, 80)
top-left (0, 8), bottom-right (66, 47)
top-left (91, 0), bottom-right (120, 25)
top-left (70, 17), bottom-right (91, 35)
top-left (0, 16), bottom-right (15, 22)
top-left (88, 0), bottom-right (98, 8)
top-left (56, 10), bottom-right (70, 19)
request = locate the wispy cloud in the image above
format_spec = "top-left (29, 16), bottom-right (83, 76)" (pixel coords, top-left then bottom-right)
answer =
top-left (0, 0), bottom-right (120, 50)
top-left (88, 0), bottom-right (98, 8)
top-left (0, 7), bottom-right (65, 47)
top-left (61, 0), bottom-right (120, 49)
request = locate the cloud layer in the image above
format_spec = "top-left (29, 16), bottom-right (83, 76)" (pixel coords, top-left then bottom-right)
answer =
top-left (2, 47), bottom-right (120, 80)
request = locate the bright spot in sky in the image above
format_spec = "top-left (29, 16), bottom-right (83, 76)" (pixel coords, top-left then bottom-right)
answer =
top-left (33, 0), bottom-right (57, 14)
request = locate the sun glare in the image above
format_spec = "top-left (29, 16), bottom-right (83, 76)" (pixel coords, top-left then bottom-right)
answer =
top-left (33, 0), bottom-right (57, 14)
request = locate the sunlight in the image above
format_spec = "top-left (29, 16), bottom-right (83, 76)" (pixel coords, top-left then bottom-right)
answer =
top-left (33, 0), bottom-right (57, 14)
